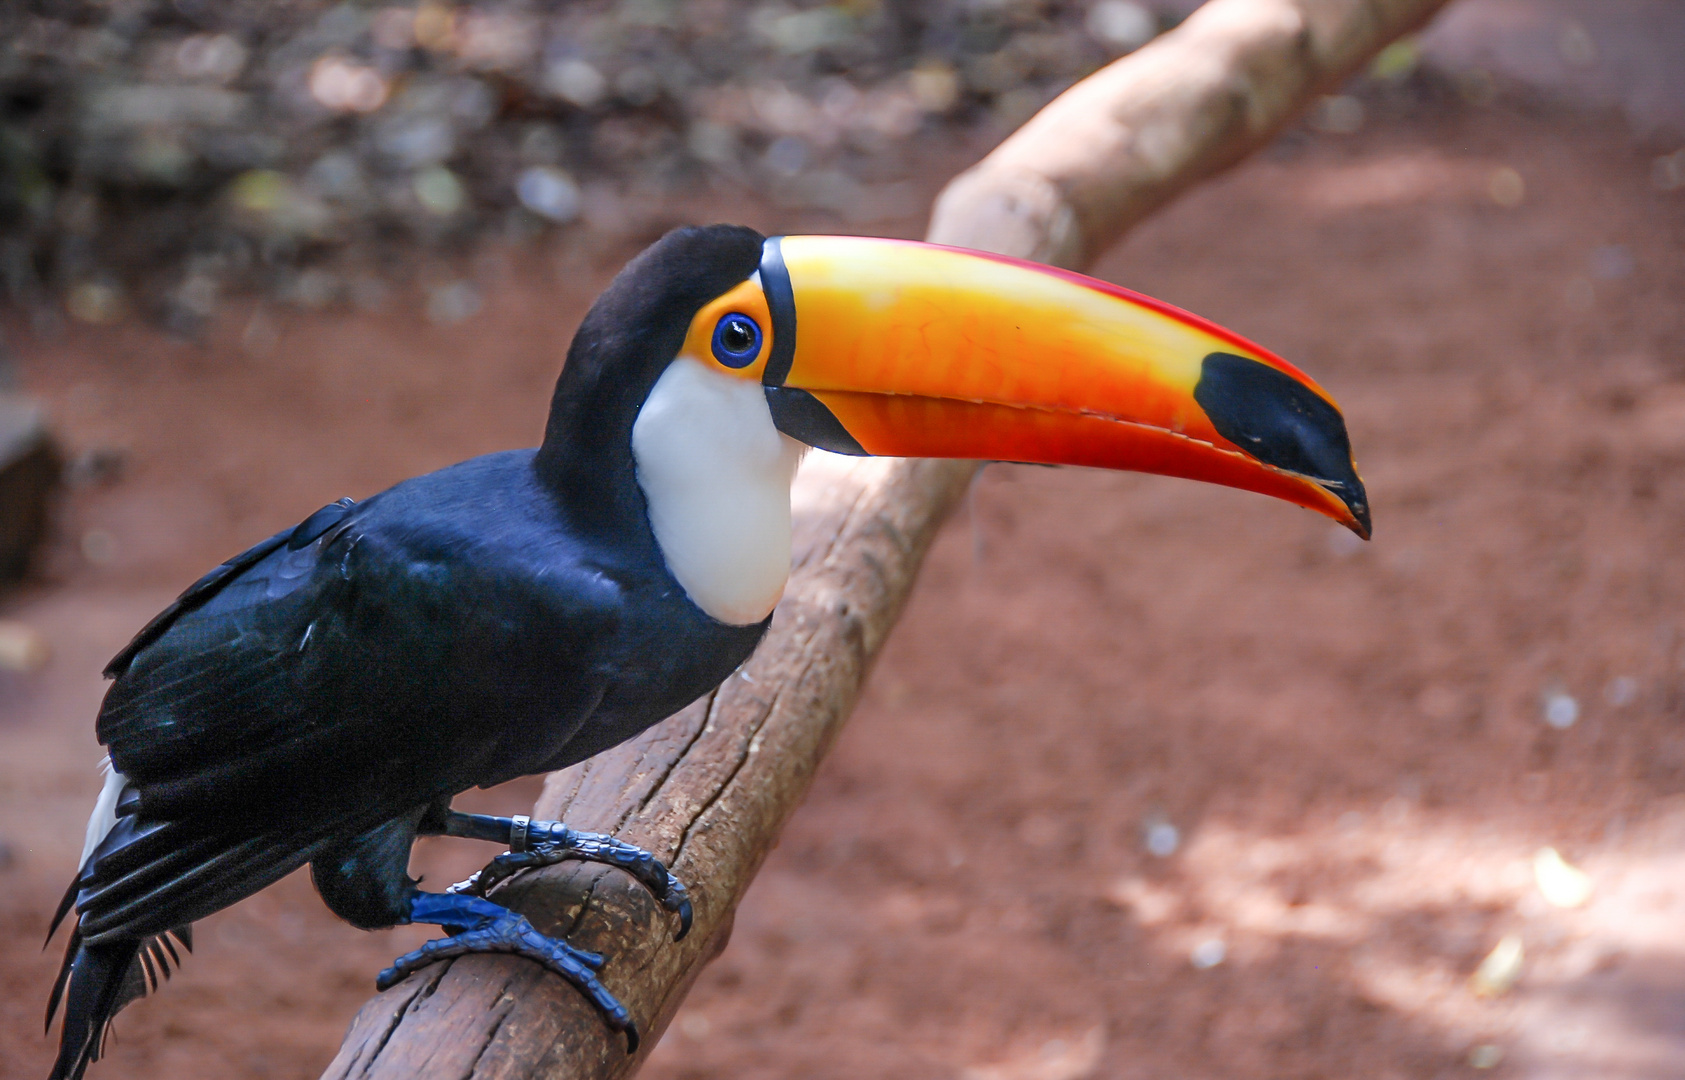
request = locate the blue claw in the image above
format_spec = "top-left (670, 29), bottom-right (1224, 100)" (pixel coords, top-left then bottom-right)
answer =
top-left (460, 825), bottom-right (693, 942)
top-left (388, 892), bottom-right (637, 1051)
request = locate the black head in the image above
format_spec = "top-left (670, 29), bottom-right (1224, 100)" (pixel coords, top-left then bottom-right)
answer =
top-left (535, 225), bottom-right (765, 531)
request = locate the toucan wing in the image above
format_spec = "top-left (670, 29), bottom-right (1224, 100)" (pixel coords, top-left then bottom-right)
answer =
top-left (81, 473), bottom-right (623, 941)
top-left (102, 497), bottom-right (359, 680)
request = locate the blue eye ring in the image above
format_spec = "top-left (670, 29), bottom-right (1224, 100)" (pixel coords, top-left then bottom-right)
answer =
top-left (711, 313), bottom-right (762, 368)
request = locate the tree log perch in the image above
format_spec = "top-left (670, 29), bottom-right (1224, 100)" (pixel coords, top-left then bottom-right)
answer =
top-left (322, 1), bottom-right (1449, 1076)
top-left (928, 0), bottom-right (1451, 267)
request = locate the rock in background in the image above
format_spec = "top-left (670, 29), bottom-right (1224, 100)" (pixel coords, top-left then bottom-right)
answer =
top-left (0, 391), bottom-right (56, 582)
top-left (0, 0), bottom-right (1171, 330)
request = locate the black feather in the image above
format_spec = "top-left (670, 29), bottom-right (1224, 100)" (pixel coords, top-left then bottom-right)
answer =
top-left (46, 876), bottom-right (79, 947)
top-left (47, 937), bottom-right (139, 1080)
top-left (102, 531), bottom-right (290, 680)
top-left (44, 923), bottom-right (78, 1033)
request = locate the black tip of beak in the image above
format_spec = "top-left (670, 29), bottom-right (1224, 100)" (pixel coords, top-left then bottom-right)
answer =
top-left (1194, 352), bottom-right (1371, 539)
top-left (1345, 492), bottom-right (1373, 541)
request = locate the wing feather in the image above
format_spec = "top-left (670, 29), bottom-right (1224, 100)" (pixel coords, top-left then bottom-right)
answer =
top-left (81, 458), bottom-right (624, 942)
top-left (102, 498), bottom-right (358, 679)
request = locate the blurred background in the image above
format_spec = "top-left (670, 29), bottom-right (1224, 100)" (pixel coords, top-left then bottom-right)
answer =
top-left (0, 0), bottom-right (1682, 1077)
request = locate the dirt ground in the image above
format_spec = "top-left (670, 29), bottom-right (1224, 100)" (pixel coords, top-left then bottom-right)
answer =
top-left (3, 88), bottom-right (1684, 1080)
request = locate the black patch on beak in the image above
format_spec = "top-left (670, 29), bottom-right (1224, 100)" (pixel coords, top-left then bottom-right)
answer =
top-left (759, 237), bottom-right (798, 387)
top-left (765, 387), bottom-right (867, 455)
top-left (1194, 352), bottom-right (1371, 537)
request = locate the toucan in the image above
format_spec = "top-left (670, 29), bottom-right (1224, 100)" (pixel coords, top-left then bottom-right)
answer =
top-left (45, 224), bottom-right (1368, 1079)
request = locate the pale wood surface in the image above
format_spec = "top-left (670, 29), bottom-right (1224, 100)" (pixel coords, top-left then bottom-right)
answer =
top-left (321, 1), bottom-right (1451, 1075)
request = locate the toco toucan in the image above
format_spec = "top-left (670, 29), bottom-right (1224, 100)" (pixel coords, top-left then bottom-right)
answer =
top-left (45, 225), bottom-right (1368, 1079)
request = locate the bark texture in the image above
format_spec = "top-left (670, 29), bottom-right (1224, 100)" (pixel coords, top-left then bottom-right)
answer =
top-left (321, 0), bottom-right (1450, 1075)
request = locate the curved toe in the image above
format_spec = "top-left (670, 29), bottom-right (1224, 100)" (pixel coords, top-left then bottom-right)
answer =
top-left (376, 911), bottom-right (636, 1049)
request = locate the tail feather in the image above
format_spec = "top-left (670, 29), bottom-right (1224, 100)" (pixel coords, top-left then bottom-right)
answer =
top-left (136, 946), bottom-right (159, 995)
top-left (46, 922), bottom-right (193, 1078)
top-left (43, 923), bottom-right (80, 1034)
top-left (45, 877), bottom-right (79, 947)
top-left (131, 929), bottom-right (190, 997)
top-left (47, 935), bottom-right (138, 1080)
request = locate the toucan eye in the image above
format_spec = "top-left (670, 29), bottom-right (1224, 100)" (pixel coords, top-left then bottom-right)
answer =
top-left (711, 313), bottom-right (762, 368)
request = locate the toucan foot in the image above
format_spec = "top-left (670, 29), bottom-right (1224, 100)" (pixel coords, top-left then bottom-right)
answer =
top-left (450, 822), bottom-right (692, 941)
top-left (382, 895), bottom-right (639, 1053)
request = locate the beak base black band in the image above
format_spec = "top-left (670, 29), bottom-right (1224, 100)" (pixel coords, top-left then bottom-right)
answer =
top-left (765, 387), bottom-right (867, 456)
top-left (759, 239), bottom-right (866, 456)
top-left (759, 237), bottom-right (798, 388)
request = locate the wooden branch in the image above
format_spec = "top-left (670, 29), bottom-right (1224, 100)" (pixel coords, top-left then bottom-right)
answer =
top-left (321, 1), bottom-right (1450, 1076)
top-left (928, 0), bottom-right (1453, 267)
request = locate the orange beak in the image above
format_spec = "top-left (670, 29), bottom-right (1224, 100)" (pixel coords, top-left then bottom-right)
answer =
top-left (694, 235), bottom-right (1370, 538)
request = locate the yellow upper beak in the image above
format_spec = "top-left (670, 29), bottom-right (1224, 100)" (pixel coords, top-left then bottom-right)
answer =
top-left (683, 235), bottom-right (1369, 538)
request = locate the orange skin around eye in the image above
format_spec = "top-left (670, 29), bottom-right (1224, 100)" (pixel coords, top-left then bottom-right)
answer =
top-left (680, 278), bottom-right (775, 380)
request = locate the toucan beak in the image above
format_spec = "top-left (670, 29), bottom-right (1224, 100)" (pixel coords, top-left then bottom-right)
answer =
top-left (757, 235), bottom-right (1370, 539)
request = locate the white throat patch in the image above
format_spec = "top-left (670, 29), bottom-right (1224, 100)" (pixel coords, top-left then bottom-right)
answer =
top-left (632, 357), bottom-right (805, 625)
